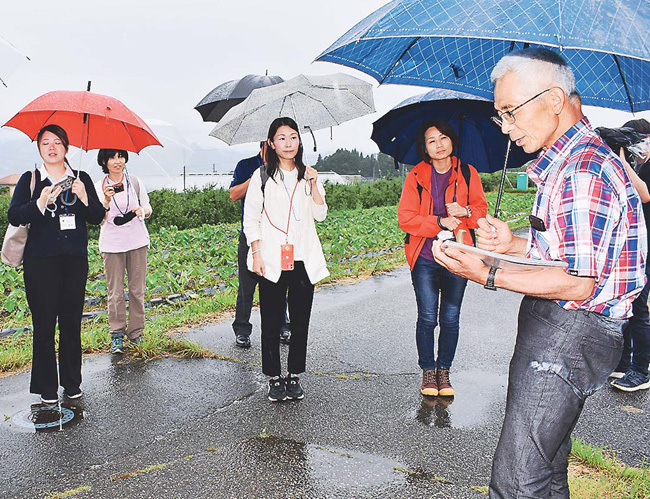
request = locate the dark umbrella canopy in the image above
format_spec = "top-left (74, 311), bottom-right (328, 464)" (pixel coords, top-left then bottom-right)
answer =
top-left (371, 89), bottom-right (534, 172)
top-left (194, 74), bottom-right (283, 123)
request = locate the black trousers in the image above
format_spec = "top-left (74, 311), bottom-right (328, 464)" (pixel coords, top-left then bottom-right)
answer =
top-left (24, 255), bottom-right (88, 396)
top-left (258, 261), bottom-right (314, 377)
top-left (232, 231), bottom-right (290, 338)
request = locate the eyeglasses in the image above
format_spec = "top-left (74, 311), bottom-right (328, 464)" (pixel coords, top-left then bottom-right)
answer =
top-left (491, 88), bottom-right (553, 127)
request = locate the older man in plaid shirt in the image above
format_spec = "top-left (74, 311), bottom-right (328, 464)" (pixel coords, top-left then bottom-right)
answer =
top-left (433, 48), bottom-right (646, 498)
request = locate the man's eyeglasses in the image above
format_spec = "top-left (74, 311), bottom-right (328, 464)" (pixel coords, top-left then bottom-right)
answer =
top-left (491, 88), bottom-right (553, 127)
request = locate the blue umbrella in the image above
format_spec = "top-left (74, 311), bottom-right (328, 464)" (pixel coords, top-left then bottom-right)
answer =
top-left (315, 0), bottom-right (650, 112)
top-left (372, 88), bottom-right (534, 172)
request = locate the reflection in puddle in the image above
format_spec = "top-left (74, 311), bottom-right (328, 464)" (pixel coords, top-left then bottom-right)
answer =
top-left (246, 435), bottom-right (407, 492)
top-left (9, 402), bottom-right (84, 433)
top-left (412, 370), bottom-right (507, 429)
top-left (417, 396), bottom-right (454, 428)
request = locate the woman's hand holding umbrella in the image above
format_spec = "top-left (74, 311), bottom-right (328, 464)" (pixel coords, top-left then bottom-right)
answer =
top-left (71, 179), bottom-right (88, 206)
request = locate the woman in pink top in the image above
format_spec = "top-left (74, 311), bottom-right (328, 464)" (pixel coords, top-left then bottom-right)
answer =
top-left (95, 149), bottom-right (152, 354)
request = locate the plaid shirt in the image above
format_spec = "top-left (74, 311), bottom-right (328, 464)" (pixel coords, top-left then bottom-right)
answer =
top-left (526, 118), bottom-right (647, 319)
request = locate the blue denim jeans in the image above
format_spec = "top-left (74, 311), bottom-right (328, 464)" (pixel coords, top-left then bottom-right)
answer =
top-left (410, 256), bottom-right (468, 371)
top-left (490, 297), bottom-right (624, 499)
top-left (617, 272), bottom-right (650, 376)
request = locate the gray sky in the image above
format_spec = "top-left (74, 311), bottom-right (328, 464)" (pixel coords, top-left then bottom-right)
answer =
top-left (0, 0), bottom-right (647, 181)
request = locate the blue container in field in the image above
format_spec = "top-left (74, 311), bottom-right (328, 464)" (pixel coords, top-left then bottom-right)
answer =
top-left (517, 173), bottom-right (528, 190)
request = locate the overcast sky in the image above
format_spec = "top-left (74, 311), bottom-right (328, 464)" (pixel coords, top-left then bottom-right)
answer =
top-left (0, 0), bottom-right (647, 180)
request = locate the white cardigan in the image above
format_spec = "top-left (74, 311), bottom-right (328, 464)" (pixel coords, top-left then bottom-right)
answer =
top-left (243, 167), bottom-right (329, 284)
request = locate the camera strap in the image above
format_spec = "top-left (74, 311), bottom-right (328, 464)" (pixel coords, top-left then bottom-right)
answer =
top-left (103, 174), bottom-right (131, 215)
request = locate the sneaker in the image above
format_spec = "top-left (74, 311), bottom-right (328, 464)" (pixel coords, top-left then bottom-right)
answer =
top-left (420, 369), bottom-right (438, 397)
top-left (285, 374), bottom-right (304, 400)
top-left (110, 333), bottom-right (124, 354)
top-left (437, 368), bottom-right (455, 397)
top-left (40, 393), bottom-right (58, 405)
top-left (130, 336), bottom-right (142, 347)
top-left (235, 334), bottom-right (251, 348)
top-left (610, 371), bottom-right (627, 380)
top-left (268, 377), bottom-right (287, 402)
top-left (611, 370), bottom-right (650, 392)
top-left (279, 325), bottom-right (291, 345)
top-left (64, 388), bottom-right (83, 399)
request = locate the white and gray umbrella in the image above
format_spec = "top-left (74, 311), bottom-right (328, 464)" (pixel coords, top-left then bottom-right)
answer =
top-left (0, 36), bottom-right (29, 87)
top-left (209, 73), bottom-right (375, 146)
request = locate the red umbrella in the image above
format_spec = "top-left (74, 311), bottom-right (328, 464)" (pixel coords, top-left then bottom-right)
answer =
top-left (3, 89), bottom-right (161, 152)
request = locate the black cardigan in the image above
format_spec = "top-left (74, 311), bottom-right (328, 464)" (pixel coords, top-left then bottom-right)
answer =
top-left (8, 169), bottom-right (105, 260)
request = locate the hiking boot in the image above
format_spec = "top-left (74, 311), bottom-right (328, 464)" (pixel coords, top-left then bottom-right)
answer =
top-left (130, 335), bottom-right (142, 347)
top-left (437, 368), bottom-right (455, 396)
top-left (420, 369), bottom-right (438, 397)
top-left (611, 370), bottom-right (650, 392)
top-left (110, 333), bottom-right (124, 354)
top-left (268, 377), bottom-right (287, 402)
top-left (279, 325), bottom-right (291, 345)
top-left (285, 374), bottom-right (304, 400)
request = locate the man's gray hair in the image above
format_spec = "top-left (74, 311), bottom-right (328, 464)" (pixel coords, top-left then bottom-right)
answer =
top-left (491, 48), bottom-right (577, 97)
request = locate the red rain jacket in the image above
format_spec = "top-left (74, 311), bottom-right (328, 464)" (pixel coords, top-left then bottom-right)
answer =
top-left (398, 157), bottom-right (488, 269)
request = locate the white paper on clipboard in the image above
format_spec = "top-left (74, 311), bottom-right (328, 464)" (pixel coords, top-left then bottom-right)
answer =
top-left (443, 241), bottom-right (568, 271)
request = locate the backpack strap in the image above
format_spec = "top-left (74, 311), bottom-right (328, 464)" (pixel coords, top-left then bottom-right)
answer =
top-left (130, 175), bottom-right (141, 204)
top-left (259, 166), bottom-right (269, 194)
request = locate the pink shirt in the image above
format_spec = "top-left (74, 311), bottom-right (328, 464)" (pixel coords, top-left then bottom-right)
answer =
top-left (95, 175), bottom-right (151, 254)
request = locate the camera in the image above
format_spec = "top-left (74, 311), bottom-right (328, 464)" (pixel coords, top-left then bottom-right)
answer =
top-left (113, 183), bottom-right (124, 193)
top-left (113, 211), bottom-right (137, 226)
top-left (53, 176), bottom-right (74, 192)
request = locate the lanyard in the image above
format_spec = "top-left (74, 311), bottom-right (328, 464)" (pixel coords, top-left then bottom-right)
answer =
top-left (264, 180), bottom-right (299, 243)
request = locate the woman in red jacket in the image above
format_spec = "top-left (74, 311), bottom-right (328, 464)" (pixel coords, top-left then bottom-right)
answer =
top-left (398, 119), bottom-right (488, 398)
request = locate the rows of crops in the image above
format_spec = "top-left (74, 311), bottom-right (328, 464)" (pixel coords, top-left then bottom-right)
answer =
top-left (0, 205), bottom-right (406, 330)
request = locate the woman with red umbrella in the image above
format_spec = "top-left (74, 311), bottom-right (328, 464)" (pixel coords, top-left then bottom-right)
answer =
top-left (7, 124), bottom-right (105, 405)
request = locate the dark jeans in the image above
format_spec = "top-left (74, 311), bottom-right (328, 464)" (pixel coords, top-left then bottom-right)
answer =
top-left (490, 297), bottom-right (624, 499)
top-left (258, 261), bottom-right (313, 377)
top-left (232, 232), bottom-right (289, 337)
top-left (24, 255), bottom-right (88, 396)
top-left (617, 273), bottom-right (650, 376)
top-left (410, 256), bottom-right (467, 370)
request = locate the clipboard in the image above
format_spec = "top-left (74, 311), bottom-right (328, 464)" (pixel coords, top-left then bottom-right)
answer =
top-left (443, 241), bottom-right (568, 271)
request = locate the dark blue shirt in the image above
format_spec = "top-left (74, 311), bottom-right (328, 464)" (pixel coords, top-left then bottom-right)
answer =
top-left (230, 153), bottom-right (263, 230)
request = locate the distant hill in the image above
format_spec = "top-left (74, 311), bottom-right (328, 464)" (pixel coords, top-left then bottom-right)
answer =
top-left (314, 149), bottom-right (397, 178)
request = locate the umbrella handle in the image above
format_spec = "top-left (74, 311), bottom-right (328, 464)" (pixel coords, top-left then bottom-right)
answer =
top-left (304, 125), bottom-right (317, 152)
top-left (493, 141), bottom-right (512, 218)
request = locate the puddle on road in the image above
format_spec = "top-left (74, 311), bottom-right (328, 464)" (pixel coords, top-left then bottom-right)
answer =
top-left (6, 402), bottom-right (84, 433)
top-left (412, 370), bottom-right (507, 429)
top-left (246, 435), bottom-right (407, 491)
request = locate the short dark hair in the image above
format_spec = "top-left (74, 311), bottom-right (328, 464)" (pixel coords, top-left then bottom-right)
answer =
top-left (415, 119), bottom-right (458, 162)
top-left (97, 149), bottom-right (129, 174)
top-left (265, 117), bottom-right (306, 181)
top-left (623, 119), bottom-right (650, 135)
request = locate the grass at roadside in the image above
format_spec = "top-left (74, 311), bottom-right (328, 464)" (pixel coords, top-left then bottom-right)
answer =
top-left (568, 438), bottom-right (650, 498)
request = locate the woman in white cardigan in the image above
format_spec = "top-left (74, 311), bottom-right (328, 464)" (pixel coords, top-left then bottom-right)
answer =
top-left (243, 117), bottom-right (329, 402)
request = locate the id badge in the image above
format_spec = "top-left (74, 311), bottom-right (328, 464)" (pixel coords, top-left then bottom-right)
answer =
top-left (281, 244), bottom-right (294, 271)
top-left (59, 213), bottom-right (76, 231)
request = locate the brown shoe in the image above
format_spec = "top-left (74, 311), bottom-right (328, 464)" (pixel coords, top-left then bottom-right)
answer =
top-left (420, 369), bottom-right (438, 396)
top-left (437, 368), bottom-right (455, 396)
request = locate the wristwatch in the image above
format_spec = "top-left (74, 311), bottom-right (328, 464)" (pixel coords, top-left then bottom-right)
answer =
top-left (466, 206), bottom-right (472, 218)
top-left (484, 267), bottom-right (498, 291)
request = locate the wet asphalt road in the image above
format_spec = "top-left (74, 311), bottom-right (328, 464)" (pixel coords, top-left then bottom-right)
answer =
top-left (1, 266), bottom-right (649, 498)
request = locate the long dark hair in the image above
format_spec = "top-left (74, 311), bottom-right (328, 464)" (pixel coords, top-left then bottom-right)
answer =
top-left (415, 119), bottom-right (458, 163)
top-left (265, 117), bottom-right (306, 181)
top-left (37, 124), bottom-right (72, 166)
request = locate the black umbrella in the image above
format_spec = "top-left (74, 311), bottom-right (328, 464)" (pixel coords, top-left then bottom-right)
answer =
top-left (194, 73), bottom-right (283, 123)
